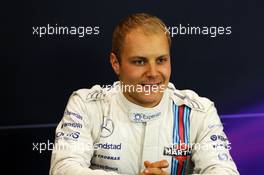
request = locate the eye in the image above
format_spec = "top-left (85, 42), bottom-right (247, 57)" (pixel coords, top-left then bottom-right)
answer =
top-left (156, 57), bottom-right (168, 64)
top-left (132, 59), bottom-right (145, 65)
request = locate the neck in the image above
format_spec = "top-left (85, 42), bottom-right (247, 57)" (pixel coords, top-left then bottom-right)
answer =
top-left (123, 92), bottom-right (163, 108)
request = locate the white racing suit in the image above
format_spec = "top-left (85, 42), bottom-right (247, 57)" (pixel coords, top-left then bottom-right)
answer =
top-left (50, 82), bottom-right (239, 175)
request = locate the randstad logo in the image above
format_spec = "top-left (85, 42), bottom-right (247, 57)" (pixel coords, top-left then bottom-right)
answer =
top-left (94, 143), bottom-right (122, 150)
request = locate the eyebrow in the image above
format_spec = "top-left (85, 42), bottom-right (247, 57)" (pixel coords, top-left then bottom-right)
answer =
top-left (129, 54), bottom-right (170, 60)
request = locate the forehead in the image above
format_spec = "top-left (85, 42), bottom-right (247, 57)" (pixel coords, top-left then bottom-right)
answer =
top-left (122, 28), bottom-right (169, 58)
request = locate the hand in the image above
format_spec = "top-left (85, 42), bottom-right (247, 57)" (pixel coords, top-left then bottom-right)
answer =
top-left (139, 159), bottom-right (169, 175)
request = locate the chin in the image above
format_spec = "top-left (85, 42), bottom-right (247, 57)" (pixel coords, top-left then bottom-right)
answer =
top-left (137, 92), bottom-right (163, 107)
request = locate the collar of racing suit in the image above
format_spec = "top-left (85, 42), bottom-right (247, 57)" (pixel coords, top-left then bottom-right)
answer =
top-left (114, 82), bottom-right (170, 123)
top-left (100, 81), bottom-right (208, 125)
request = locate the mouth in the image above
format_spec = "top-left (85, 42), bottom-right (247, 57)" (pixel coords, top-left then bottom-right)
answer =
top-left (141, 81), bottom-right (162, 86)
top-left (140, 81), bottom-right (163, 87)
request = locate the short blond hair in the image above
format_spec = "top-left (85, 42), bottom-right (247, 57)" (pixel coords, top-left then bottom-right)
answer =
top-left (111, 13), bottom-right (171, 61)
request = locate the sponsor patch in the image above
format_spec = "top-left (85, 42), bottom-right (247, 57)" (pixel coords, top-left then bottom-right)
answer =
top-left (163, 144), bottom-right (191, 160)
top-left (130, 111), bottom-right (161, 122)
top-left (100, 117), bottom-right (114, 138)
top-left (64, 109), bottom-right (83, 120)
top-left (56, 131), bottom-right (80, 141)
top-left (208, 123), bottom-right (223, 129)
top-left (94, 143), bottom-right (122, 150)
top-left (91, 163), bottom-right (118, 171)
top-left (218, 153), bottom-right (228, 161)
top-left (94, 154), bottom-right (120, 160)
top-left (61, 122), bottom-right (82, 129)
top-left (210, 134), bottom-right (228, 142)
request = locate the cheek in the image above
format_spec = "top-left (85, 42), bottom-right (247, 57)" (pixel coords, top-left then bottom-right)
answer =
top-left (161, 64), bottom-right (171, 78)
top-left (166, 67), bottom-right (171, 78)
top-left (165, 62), bottom-right (171, 77)
top-left (120, 65), bottom-right (142, 82)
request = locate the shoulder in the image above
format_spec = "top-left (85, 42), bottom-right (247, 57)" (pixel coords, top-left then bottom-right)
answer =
top-left (167, 83), bottom-right (214, 112)
top-left (65, 83), bottom-right (119, 122)
top-left (72, 83), bottom-right (118, 103)
top-left (66, 83), bottom-right (118, 116)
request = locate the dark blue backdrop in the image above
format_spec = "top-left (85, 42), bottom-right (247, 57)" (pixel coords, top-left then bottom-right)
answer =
top-left (3, 0), bottom-right (264, 174)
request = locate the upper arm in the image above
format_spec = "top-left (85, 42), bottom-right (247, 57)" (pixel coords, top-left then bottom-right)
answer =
top-left (50, 93), bottom-right (97, 174)
top-left (191, 105), bottom-right (239, 175)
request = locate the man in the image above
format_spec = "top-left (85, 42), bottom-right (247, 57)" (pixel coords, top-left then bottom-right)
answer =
top-left (50, 13), bottom-right (239, 175)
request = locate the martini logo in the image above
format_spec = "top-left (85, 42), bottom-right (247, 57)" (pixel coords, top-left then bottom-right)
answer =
top-left (163, 144), bottom-right (191, 157)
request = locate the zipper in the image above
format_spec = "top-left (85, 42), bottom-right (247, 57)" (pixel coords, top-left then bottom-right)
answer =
top-left (138, 122), bottom-right (147, 173)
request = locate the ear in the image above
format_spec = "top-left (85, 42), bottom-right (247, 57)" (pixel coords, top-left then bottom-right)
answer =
top-left (110, 52), bottom-right (120, 75)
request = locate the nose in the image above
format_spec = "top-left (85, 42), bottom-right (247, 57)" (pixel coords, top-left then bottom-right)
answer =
top-left (146, 62), bottom-right (158, 78)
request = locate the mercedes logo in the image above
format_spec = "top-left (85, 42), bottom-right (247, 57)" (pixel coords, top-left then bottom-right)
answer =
top-left (100, 117), bottom-right (114, 138)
